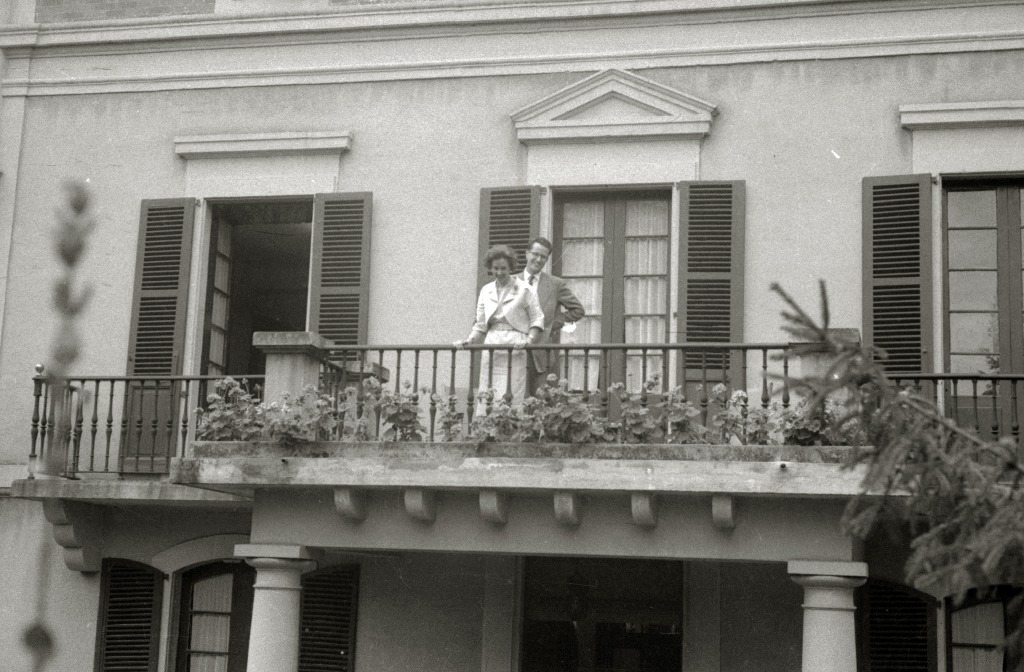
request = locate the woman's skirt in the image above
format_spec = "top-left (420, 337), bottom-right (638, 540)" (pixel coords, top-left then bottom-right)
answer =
top-left (479, 327), bottom-right (529, 402)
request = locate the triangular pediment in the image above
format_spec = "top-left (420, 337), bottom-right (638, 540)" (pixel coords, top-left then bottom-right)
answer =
top-left (512, 69), bottom-right (717, 144)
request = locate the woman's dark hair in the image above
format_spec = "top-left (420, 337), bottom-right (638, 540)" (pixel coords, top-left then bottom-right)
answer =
top-left (484, 244), bottom-right (518, 273)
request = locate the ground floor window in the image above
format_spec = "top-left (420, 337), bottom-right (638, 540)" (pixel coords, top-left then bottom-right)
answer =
top-left (176, 561), bottom-right (255, 672)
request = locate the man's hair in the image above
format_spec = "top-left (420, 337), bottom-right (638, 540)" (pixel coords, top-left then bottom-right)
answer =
top-left (528, 237), bottom-right (553, 254)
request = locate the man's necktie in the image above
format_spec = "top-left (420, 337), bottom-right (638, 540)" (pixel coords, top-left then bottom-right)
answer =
top-left (529, 275), bottom-right (537, 286)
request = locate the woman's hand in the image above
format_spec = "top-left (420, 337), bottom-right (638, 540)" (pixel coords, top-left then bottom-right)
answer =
top-left (453, 339), bottom-right (465, 349)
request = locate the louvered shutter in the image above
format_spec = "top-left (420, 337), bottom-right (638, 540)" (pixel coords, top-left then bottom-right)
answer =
top-left (860, 581), bottom-right (935, 672)
top-left (308, 193), bottom-right (372, 346)
top-left (862, 175), bottom-right (933, 373)
top-left (478, 187), bottom-right (540, 287)
top-left (299, 565), bottom-right (360, 672)
top-left (95, 559), bottom-right (164, 672)
top-left (677, 182), bottom-right (745, 369)
top-left (126, 199), bottom-right (196, 376)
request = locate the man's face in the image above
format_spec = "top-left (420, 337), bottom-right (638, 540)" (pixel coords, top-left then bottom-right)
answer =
top-left (525, 243), bottom-right (550, 275)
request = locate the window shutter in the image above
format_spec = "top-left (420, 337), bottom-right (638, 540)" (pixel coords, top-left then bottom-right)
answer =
top-left (478, 187), bottom-right (540, 287)
top-left (677, 182), bottom-right (745, 368)
top-left (308, 193), bottom-right (372, 346)
top-left (126, 199), bottom-right (196, 376)
top-left (299, 565), bottom-right (360, 672)
top-left (95, 558), bottom-right (164, 672)
top-left (859, 580), bottom-right (935, 672)
top-left (862, 175), bottom-right (933, 373)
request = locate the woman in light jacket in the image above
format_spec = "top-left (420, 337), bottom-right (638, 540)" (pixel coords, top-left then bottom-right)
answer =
top-left (455, 245), bottom-right (544, 401)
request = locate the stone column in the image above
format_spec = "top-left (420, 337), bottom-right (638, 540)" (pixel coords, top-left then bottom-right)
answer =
top-left (788, 560), bottom-right (868, 672)
top-left (235, 544), bottom-right (318, 672)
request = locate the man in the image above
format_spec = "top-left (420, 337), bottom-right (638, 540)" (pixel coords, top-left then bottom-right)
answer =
top-left (520, 237), bottom-right (585, 395)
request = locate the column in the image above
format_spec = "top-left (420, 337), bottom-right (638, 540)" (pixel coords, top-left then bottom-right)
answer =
top-left (236, 544), bottom-right (318, 672)
top-left (788, 560), bottom-right (867, 672)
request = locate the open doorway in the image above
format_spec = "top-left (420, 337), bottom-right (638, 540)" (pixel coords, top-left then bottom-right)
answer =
top-left (202, 199), bottom-right (313, 377)
top-left (522, 556), bottom-right (684, 672)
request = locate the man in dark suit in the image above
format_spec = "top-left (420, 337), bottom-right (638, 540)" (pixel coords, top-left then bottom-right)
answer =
top-left (520, 237), bottom-right (585, 395)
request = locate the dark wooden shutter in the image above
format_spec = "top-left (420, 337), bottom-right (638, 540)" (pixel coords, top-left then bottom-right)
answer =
top-left (859, 580), bottom-right (935, 672)
top-left (95, 558), bottom-right (164, 672)
top-left (299, 565), bottom-right (360, 672)
top-left (126, 199), bottom-right (196, 376)
top-left (677, 182), bottom-right (745, 369)
top-left (308, 193), bottom-right (372, 346)
top-left (478, 187), bottom-right (540, 287)
top-left (862, 175), bottom-right (933, 373)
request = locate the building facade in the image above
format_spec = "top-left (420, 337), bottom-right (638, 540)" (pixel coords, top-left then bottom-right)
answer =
top-left (1, 0), bottom-right (1023, 670)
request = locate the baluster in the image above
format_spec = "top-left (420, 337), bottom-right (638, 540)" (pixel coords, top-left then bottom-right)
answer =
top-left (356, 351), bottom-right (367, 423)
top-left (1010, 379), bottom-right (1020, 443)
top-left (991, 379), bottom-right (1001, 439)
top-left (700, 352), bottom-right (710, 428)
top-left (640, 348), bottom-right (649, 408)
top-left (448, 347), bottom-right (458, 436)
top-left (621, 346), bottom-right (629, 393)
top-left (394, 349), bottom-right (403, 395)
top-left (782, 350), bottom-right (791, 410)
top-left (971, 379), bottom-right (981, 436)
top-left (119, 381), bottom-right (130, 472)
top-left (150, 381), bottom-right (160, 471)
top-left (89, 380), bottom-right (100, 471)
top-left (30, 365), bottom-right (44, 478)
top-left (165, 380), bottom-right (177, 462)
top-left (466, 348), bottom-right (477, 426)
top-left (950, 379), bottom-right (960, 424)
top-left (504, 347), bottom-right (513, 404)
top-left (134, 382), bottom-right (146, 472)
top-left (412, 349), bottom-right (421, 405)
top-left (40, 379), bottom-right (51, 459)
top-left (428, 350), bottom-right (438, 442)
top-left (181, 380), bottom-right (191, 455)
top-left (582, 348), bottom-right (591, 404)
top-left (486, 346), bottom-right (495, 407)
top-left (71, 383), bottom-right (84, 476)
top-left (601, 349), bottom-right (611, 416)
top-left (741, 376), bottom-right (750, 445)
top-left (760, 349), bottom-right (770, 410)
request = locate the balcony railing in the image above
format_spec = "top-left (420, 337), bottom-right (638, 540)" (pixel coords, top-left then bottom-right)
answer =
top-left (31, 336), bottom-right (1024, 479)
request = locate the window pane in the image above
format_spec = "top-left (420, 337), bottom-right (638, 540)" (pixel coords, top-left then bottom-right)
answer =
top-left (950, 354), bottom-right (999, 375)
top-left (948, 230), bottom-right (997, 270)
top-left (624, 278), bottom-right (667, 315)
top-left (952, 602), bottom-right (1005, 645)
top-left (624, 238), bottom-right (668, 274)
top-left (625, 199), bottom-right (669, 236)
top-left (949, 313), bottom-right (999, 354)
top-left (563, 201), bottom-right (603, 237)
top-left (626, 354), bottom-right (664, 390)
top-left (625, 316), bottom-right (665, 343)
top-left (561, 240), bottom-right (602, 276)
top-left (565, 278), bottom-right (602, 316)
top-left (189, 653), bottom-right (229, 672)
top-left (214, 256), bottom-right (230, 291)
top-left (948, 190), bottom-right (996, 228)
top-left (192, 573), bottom-right (233, 612)
top-left (190, 613), bottom-right (232, 653)
top-left (212, 293), bottom-right (229, 328)
top-left (949, 271), bottom-right (998, 311)
top-left (570, 316), bottom-right (603, 344)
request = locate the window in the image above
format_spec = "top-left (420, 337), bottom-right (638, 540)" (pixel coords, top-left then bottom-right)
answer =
top-left (478, 183), bottom-right (744, 393)
top-left (175, 561), bottom-right (255, 672)
top-left (553, 190), bottom-right (671, 389)
top-left (948, 587), bottom-right (1022, 672)
top-left (96, 559), bottom-right (164, 672)
top-left (856, 579), bottom-right (937, 672)
top-left (123, 193), bottom-right (371, 463)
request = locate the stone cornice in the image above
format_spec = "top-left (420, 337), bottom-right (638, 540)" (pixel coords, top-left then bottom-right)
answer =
top-left (1, 0), bottom-right (1022, 97)
top-left (900, 100), bottom-right (1024, 129)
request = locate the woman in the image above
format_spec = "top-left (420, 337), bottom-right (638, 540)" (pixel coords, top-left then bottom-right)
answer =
top-left (455, 245), bottom-right (544, 401)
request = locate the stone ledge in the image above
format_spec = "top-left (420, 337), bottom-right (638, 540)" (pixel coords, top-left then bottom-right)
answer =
top-left (11, 477), bottom-right (251, 504)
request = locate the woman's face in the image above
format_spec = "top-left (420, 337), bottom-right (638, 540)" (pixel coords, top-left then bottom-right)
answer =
top-left (489, 257), bottom-right (512, 283)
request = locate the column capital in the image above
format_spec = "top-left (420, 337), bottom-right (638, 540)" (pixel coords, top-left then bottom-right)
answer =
top-left (787, 560), bottom-right (867, 579)
top-left (234, 543), bottom-right (321, 561)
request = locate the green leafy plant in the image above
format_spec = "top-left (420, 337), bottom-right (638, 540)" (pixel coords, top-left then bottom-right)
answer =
top-left (612, 379), bottom-right (665, 444)
top-left (358, 378), bottom-right (427, 442)
top-left (531, 376), bottom-right (608, 444)
top-left (432, 393), bottom-right (464, 442)
top-left (195, 378), bottom-right (265, 441)
top-left (264, 385), bottom-right (339, 445)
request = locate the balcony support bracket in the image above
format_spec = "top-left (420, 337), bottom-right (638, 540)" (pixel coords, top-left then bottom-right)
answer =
top-left (712, 494), bottom-right (735, 530)
top-left (631, 493), bottom-right (658, 527)
top-left (404, 488), bottom-right (436, 523)
top-left (42, 498), bottom-right (103, 572)
top-left (333, 487), bottom-right (367, 522)
top-left (554, 491), bottom-right (580, 527)
top-left (479, 490), bottom-right (508, 525)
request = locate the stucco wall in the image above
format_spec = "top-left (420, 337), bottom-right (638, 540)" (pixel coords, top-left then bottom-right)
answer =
top-left (0, 497), bottom-right (100, 672)
top-left (3, 50), bottom-right (1024, 474)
